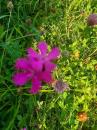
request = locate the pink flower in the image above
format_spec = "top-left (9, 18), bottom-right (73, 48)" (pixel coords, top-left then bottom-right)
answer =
top-left (12, 41), bottom-right (60, 94)
top-left (21, 128), bottom-right (26, 130)
top-left (27, 41), bottom-right (60, 72)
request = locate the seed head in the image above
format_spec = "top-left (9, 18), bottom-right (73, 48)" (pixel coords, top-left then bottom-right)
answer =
top-left (25, 18), bottom-right (32, 26)
top-left (52, 80), bottom-right (70, 93)
top-left (63, 50), bottom-right (70, 58)
top-left (87, 14), bottom-right (97, 26)
top-left (7, 1), bottom-right (14, 11)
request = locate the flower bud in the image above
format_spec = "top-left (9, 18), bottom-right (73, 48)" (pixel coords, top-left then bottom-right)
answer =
top-left (7, 1), bottom-right (14, 11)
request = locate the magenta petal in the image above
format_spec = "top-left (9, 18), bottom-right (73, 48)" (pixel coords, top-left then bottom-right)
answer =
top-left (29, 59), bottom-right (43, 71)
top-left (12, 72), bottom-right (32, 86)
top-left (15, 58), bottom-right (29, 70)
top-left (22, 128), bottom-right (26, 130)
top-left (29, 76), bottom-right (41, 94)
top-left (27, 48), bottom-right (39, 58)
top-left (47, 47), bottom-right (60, 60)
top-left (27, 48), bottom-right (42, 71)
top-left (41, 71), bottom-right (52, 83)
top-left (45, 62), bottom-right (56, 71)
top-left (38, 41), bottom-right (48, 55)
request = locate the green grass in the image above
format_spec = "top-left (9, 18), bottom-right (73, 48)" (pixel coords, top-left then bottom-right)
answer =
top-left (0, 0), bottom-right (97, 130)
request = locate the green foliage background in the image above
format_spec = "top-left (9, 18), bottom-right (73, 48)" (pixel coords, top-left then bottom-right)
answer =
top-left (0, 0), bottom-right (97, 130)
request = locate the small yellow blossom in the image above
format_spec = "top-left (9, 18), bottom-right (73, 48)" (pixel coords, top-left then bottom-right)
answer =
top-left (72, 50), bottom-right (80, 59)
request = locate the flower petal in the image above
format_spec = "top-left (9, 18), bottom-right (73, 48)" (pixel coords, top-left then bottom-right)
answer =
top-left (45, 62), bottom-right (56, 71)
top-left (21, 128), bottom-right (26, 130)
top-left (27, 48), bottom-right (39, 58)
top-left (29, 58), bottom-right (43, 72)
top-left (47, 47), bottom-right (60, 60)
top-left (12, 72), bottom-right (32, 86)
top-left (41, 71), bottom-right (52, 83)
top-left (27, 48), bottom-right (43, 71)
top-left (38, 41), bottom-right (48, 55)
top-left (15, 58), bottom-right (29, 70)
top-left (23, 128), bottom-right (26, 130)
top-left (29, 76), bottom-right (41, 94)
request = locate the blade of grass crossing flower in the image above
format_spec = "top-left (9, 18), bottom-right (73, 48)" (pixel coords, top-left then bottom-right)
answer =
top-left (40, 89), bottom-right (54, 93)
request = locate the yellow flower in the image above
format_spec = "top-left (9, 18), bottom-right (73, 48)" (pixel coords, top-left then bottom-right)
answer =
top-left (72, 50), bottom-right (80, 59)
